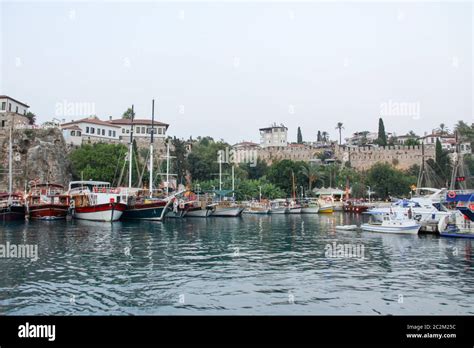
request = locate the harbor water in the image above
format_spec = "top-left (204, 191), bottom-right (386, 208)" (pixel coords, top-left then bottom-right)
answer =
top-left (0, 213), bottom-right (473, 315)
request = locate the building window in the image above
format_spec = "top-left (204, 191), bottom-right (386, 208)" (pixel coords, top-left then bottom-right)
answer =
top-left (15, 106), bottom-right (18, 113)
top-left (71, 131), bottom-right (75, 136)
top-left (108, 130), bottom-right (112, 137)
top-left (102, 129), bottom-right (105, 136)
top-left (142, 126), bottom-right (145, 134)
top-left (126, 129), bottom-right (130, 134)
top-left (113, 131), bottom-right (116, 137)
top-left (136, 127), bottom-right (141, 134)
top-left (91, 127), bottom-right (95, 134)
top-left (9, 103), bottom-right (11, 111)
top-left (1, 102), bottom-right (5, 110)
top-left (86, 127), bottom-right (89, 133)
top-left (1, 120), bottom-right (5, 127)
top-left (77, 131), bottom-right (81, 136)
top-left (122, 128), bottom-right (125, 134)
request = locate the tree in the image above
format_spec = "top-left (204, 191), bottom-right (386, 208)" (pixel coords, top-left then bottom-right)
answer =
top-left (405, 138), bottom-right (420, 146)
top-left (122, 108), bottom-right (135, 119)
top-left (317, 131), bottom-right (321, 142)
top-left (267, 159), bottom-right (306, 196)
top-left (240, 158), bottom-right (268, 180)
top-left (297, 127), bottom-right (303, 144)
top-left (69, 143), bottom-right (128, 184)
top-left (434, 138), bottom-right (452, 185)
top-left (366, 163), bottom-right (415, 199)
top-left (171, 137), bottom-right (189, 185)
top-left (376, 118), bottom-right (387, 146)
top-left (300, 163), bottom-right (320, 192)
top-left (25, 112), bottom-right (36, 125)
top-left (187, 137), bottom-right (229, 181)
top-left (321, 131), bottom-right (329, 143)
top-left (335, 122), bottom-right (344, 145)
top-left (437, 123), bottom-right (449, 135)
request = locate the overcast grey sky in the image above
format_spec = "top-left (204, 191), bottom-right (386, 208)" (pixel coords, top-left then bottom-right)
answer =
top-left (1, 1), bottom-right (472, 144)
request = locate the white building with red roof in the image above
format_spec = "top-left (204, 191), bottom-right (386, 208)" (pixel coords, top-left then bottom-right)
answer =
top-left (108, 118), bottom-right (169, 141)
top-left (61, 116), bottom-right (121, 145)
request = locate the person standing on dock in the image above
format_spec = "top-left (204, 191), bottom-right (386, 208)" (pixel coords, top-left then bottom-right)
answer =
top-left (408, 207), bottom-right (413, 220)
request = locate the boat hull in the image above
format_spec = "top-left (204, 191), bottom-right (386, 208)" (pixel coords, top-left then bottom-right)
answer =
top-left (301, 207), bottom-right (319, 214)
top-left (28, 204), bottom-right (68, 220)
top-left (270, 207), bottom-right (288, 214)
top-left (122, 201), bottom-right (168, 221)
top-left (288, 207), bottom-right (301, 214)
top-left (244, 209), bottom-right (270, 214)
top-left (184, 208), bottom-right (212, 217)
top-left (211, 207), bottom-right (244, 217)
top-left (318, 205), bottom-right (334, 214)
top-left (0, 205), bottom-right (26, 221)
top-left (361, 223), bottom-right (420, 235)
top-left (73, 203), bottom-right (126, 222)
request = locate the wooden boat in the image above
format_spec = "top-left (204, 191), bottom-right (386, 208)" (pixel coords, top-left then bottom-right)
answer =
top-left (122, 194), bottom-right (170, 221)
top-left (244, 201), bottom-right (270, 214)
top-left (343, 201), bottom-right (369, 214)
top-left (318, 197), bottom-right (334, 213)
top-left (361, 213), bottom-right (420, 235)
top-left (0, 127), bottom-right (26, 222)
top-left (0, 192), bottom-right (26, 221)
top-left (69, 181), bottom-right (127, 222)
top-left (26, 183), bottom-right (69, 220)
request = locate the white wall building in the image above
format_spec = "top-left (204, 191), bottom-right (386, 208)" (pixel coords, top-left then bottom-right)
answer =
top-left (61, 117), bottom-right (120, 143)
top-left (0, 95), bottom-right (29, 116)
top-left (259, 123), bottom-right (288, 147)
top-left (108, 118), bottom-right (169, 140)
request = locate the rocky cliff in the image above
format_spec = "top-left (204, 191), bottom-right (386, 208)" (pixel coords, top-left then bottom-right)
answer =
top-left (0, 128), bottom-right (72, 192)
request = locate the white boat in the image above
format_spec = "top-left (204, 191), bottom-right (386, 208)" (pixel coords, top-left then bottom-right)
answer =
top-left (288, 200), bottom-right (302, 214)
top-left (244, 201), bottom-right (270, 214)
top-left (361, 213), bottom-right (421, 235)
top-left (69, 181), bottom-right (127, 222)
top-left (301, 198), bottom-right (319, 214)
top-left (336, 225), bottom-right (358, 231)
top-left (366, 188), bottom-right (450, 223)
top-left (270, 199), bottom-right (288, 214)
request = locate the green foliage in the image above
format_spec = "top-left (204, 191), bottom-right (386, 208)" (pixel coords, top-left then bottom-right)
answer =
top-left (69, 143), bottom-right (128, 185)
top-left (187, 137), bottom-right (229, 181)
top-left (25, 112), bottom-right (36, 125)
top-left (434, 138), bottom-right (452, 185)
top-left (239, 158), bottom-right (268, 180)
top-left (122, 108), bottom-right (135, 119)
top-left (171, 137), bottom-right (189, 185)
top-left (404, 138), bottom-right (420, 146)
top-left (366, 163), bottom-right (416, 199)
top-left (267, 159), bottom-right (307, 196)
top-left (300, 163), bottom-right (320, 192)
top-left (376, 118), bottom-right (387, 146)
top-left (297, 127), bottom-right (303, 144)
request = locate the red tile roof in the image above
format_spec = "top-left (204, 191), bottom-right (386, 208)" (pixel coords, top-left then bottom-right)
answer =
top-left (109, 118), bottom-right (169, 128)
top-left (61, 117), bottom-right (121, 128)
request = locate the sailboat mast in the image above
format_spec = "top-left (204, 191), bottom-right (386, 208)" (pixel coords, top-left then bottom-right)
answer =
top-left (219, 158), bottom-right (222, 191)
top-left (292, 171), bottom-right (296, 200)
top-left (166, 141), bottom-right (170, 196)
top-left (128, 105), bottom-right (134, 189)
top-left (8, 125), bottom-right (13, 194)
top-left (149, 99), bottom-right (154, 197)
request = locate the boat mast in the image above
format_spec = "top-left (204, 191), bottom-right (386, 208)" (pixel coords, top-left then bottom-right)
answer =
top-left (166, 141), bottom-right (170, 196)
top-left (8, 125), bottom-right (13, 194)
top-left (219, 157), bottom-right (222, 192)
top-left (149, 99), bottom-right (154, 197)
top-left (292, 171), bottom-right (296, 200)
top-left (128, 104), bottom-right (134, 189)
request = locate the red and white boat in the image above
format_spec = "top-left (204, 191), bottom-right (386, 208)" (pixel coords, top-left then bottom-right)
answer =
top-left (69, 181), bottom-right (127, 222)
top-left (26, 183), bottom-right (70, 220)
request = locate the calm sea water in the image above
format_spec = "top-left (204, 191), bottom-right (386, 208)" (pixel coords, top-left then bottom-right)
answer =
top-left (0, 214), bottom-right (473, 315)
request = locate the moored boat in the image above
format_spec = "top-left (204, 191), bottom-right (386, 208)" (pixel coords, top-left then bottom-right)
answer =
top-left (270, 199), bottom-right (288, 214)
top-left (0, 193), bottom-right (26, 222)
top-left (26, 183), bottom-right (69, 220)
top-left (361, 213), bottom-right (420, 235)
top-left (69, 181), bottom-right (127, 222)
top-left (211, 202), bottom-right (244, 217)
top-left (301, 198), bottom-right (319, 214)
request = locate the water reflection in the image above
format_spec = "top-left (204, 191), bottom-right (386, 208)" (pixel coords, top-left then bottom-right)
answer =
top-left (0, 213), bottom-right (472, 315)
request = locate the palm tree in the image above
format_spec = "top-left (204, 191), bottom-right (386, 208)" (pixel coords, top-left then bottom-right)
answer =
top-left (321, 131), bottom-right (329, 143)
top-left (437, 123), bottom-right (450, 135)
top-left (335, 122), bottom-right (344, 145)
top-left (300, 164), bottom-right (320, 193)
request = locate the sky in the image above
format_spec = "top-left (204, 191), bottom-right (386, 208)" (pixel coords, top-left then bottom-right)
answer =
top-left (1, 1), bottom-right (473, 144)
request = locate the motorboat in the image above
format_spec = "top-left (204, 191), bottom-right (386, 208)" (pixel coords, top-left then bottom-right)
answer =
top-left (361, 213), bottom-right (421, 235)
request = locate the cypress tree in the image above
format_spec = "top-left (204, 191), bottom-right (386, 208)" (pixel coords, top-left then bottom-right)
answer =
top-left (297, 127), bottom-right (303, 144)
top-left (377, 118), bottom-right (387, 146)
